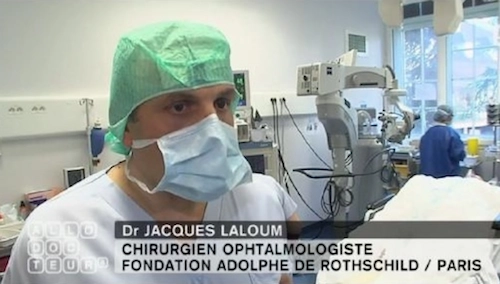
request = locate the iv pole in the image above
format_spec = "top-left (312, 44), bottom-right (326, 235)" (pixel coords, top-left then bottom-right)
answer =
top-left (80, 98), bottom-right (107, 177)
top-left (80, 98), bottom-right (95, 176)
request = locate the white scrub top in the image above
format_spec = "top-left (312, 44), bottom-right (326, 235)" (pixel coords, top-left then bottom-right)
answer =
top-left (2, 168), bottom-right (298, 284)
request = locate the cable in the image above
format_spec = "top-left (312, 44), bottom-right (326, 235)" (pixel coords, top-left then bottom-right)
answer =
top-left (295, 147), bottom-right (395, 178)
top-left (380, 157), bottom-right (400, 191)
top-left (277, 100), bottom-right (389, 239)
top-left (264, 99), bottom-right (338, 240)
top-left (310, 151), bottom-right (359, 239)
top-left (274, 100), bottom-right (286, 185)
top-left (280, 99), bottom-right (285, 161)
top-left (311, 149), bottom-right (400, 238)
top-left (384, 65), bottom-right (396, 79)
top-left (267, 99), bottom-right (329, 218)
top-left (271, 98), bottom-right (278, 143)
top-left (359, 147), bottom-right (400, 193)
top-left (269, 99), bottom-right (331, 223)
top-left (362, 148), bottom-right (395, 173)
top-left (276, 146), bottom-right (324, 219)
top-left (282, 101), bottom-right (332, 169)
top-left (295, 148), bottom-right (395, 239)
top-left (279, 100), bottom-right (377, 238)
top-left (271, 99), bottom-right (283, 183)
top-left (281, 100), bottom-right (346, 238)
top-left (275, 101), bottom-right (282, 152)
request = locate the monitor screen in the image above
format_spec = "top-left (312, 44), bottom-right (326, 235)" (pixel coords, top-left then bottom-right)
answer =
top-left (233, 71), bottom-right (249, 107)
top-left (63, 167), bottom-right (86, 188)
top-left (244, 155), bottom-right (266, 175)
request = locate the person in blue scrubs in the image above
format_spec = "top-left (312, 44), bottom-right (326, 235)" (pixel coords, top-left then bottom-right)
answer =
top-left (419, 105), bottom-right (466, 178)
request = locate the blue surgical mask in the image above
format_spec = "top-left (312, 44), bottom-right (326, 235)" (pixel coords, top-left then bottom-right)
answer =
top-left (125, 114), bottom-right (253, 202)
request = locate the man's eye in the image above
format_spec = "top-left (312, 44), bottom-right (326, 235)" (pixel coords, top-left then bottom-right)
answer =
top-left (215, 98), bottom-right (230, 110)
top-left (171, 103), bottom-right (187, 113)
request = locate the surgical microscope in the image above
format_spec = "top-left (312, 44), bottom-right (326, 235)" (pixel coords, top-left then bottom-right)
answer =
top-left (293, 51), bottom-right (420, 223)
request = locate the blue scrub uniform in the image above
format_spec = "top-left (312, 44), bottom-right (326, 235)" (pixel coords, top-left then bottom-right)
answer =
top-left (419, 125), bottom-right (466, 178)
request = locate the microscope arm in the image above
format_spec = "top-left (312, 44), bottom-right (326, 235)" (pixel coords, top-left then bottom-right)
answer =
top-left (396, 100), bottom-right (419, 139)
top-left (381, 90), bottom-right (420, 144)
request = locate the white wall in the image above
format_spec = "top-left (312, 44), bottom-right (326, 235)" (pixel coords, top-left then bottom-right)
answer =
top-left (0, 0), bottom-right (386, 221)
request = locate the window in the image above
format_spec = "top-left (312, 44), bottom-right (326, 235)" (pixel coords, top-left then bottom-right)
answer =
top-left (448, 16), bottom-right (498, 139)
top-left (392, 3), bottom-right (499, 141)
top-left (395, 26), bottom-right (438, 138)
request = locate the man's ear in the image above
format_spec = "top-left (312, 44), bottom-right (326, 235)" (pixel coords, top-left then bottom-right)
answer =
top-left (123, 128), bottom-right (133, 148)
top-left (123, 108), bottom-right (140, 148)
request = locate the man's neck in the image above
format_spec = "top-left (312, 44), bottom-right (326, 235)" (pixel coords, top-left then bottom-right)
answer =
top-left (107, 163), bottom-right (207, 221)
top-left (434, 122), bottom-right (448, 126)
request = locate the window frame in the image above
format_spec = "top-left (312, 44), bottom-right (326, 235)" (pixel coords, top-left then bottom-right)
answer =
top-left (393, 19), bottom-right (438, 138)
top-left (392, 2), bottom-right (498, 145)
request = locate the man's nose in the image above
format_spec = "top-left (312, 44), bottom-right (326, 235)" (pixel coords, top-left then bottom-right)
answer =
top-left (197, 103), bottom-right (218, 120)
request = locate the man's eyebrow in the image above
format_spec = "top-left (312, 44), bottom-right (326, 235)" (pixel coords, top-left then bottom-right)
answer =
top-left (159, 88), bottom-right (235, 103)
top-left (218, 88), bottom-right (236, 97)
top-left (162, 92), bottom-right (197, 101)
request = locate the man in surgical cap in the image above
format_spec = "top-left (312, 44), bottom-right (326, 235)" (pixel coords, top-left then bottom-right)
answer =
top-left (2, 21), bottom-right (299, 284)
top-left (419, 105), bottom-right (466, 178)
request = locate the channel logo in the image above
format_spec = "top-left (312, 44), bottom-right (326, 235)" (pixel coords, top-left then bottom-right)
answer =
top-left (28, 239), bottom-right (79, 256)
top-left (28, 222), bottom-right (97, 239)
top-left (26, 222), bottom-right (106, 274)
top-left (27, 257), bottom-right (109, 274)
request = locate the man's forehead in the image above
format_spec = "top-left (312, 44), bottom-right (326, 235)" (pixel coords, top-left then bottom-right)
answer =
top-left (160, 86), bottom-right (236, 100)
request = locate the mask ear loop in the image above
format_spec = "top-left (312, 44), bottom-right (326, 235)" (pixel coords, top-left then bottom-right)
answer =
top-left (132, 138), bottom-right (157, 149)
top-left (125, 150), bottom-right (156, 194)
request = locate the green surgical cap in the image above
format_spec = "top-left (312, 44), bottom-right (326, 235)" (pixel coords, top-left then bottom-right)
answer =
top-left (105, 21), bottom-right (239, 155)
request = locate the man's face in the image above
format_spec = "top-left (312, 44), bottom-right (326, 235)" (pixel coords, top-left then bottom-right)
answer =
top-left (122, 84), bottom-right (237, 186)
top-left (124, 84), bottom-right (237, 145)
